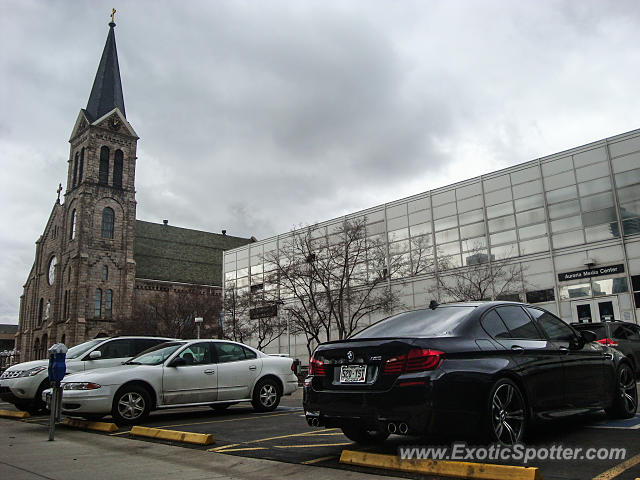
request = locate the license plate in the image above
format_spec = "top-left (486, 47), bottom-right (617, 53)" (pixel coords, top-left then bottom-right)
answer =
top-left (340, 365), bottom-right (366, 383)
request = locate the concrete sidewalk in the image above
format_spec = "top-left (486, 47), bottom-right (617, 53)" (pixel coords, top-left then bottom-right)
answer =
top-left (0, 418), bottom-right (384, 480)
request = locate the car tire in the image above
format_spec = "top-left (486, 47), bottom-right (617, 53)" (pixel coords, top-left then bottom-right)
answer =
top-left (111, 385), bottom-right (151, 425)
top-left (605, 363), bottom-right (638, 419)
top-left (486, 378), bottom-right (527, 445)
top-left (14, 401), bottom-right (32, 412)
top-left (251, 378), bottom-right (281, 412)
top-left (29, 380), bottom-right (51, 414)
top-left (341, 425), bottom-right (390, 445)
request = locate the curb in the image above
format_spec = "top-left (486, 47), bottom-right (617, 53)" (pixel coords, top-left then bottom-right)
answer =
top-left (339, 450), bottom-right (543, 480)
top-left (130, 426), bottom-right (215, 445)
top-left (0, 409), bottom-right (30, 419)
top-left (60, 418), bottom-right (118, 433)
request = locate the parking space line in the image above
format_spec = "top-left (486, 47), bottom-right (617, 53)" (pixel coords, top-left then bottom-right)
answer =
top-left (109, 430), bottom-right (131, 436)
top-left (206, 428), bottom-right (340, 451)
top-left (301, 456), bottom-right (338, 465)
top-left (592, 453), bottom-right (640, 480)
top-left (214, 447), bottom-right (268, 453)
top-left (302, 432), bottom-right (345, 436)
top-left (274, 443), bottom-right (351, 448)
top-left (155, 411), bottom-right (294, 429)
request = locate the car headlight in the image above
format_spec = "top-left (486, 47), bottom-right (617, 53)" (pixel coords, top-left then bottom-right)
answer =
top-left (18, 366), bottom-right (47, 377)
top-left (63, 382), bottom-right (101, 390)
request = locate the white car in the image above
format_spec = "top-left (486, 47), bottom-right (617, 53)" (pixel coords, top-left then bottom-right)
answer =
top-left (45, 339), bottom-right (298, 424)
top-left (0, 336), bottom-right (173, 413)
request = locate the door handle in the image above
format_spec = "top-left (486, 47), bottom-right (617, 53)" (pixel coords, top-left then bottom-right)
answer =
top-left (249, 365), bottom-right (257, 371)
top-left (603, 353), bottom-right (614, 361)
top-left (559, 346), bottom-right (569, 354)
top-left (204, 369), bottom-right (215, 375)
top-left (511, 345), bottom-right (524, 353)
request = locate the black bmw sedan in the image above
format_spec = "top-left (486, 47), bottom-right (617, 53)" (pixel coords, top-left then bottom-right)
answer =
top-left (303, 302), bottom-right (638, 445)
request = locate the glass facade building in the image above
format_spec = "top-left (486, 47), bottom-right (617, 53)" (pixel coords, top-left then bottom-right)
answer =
top-left (223, 129), bottom-right (640, 363)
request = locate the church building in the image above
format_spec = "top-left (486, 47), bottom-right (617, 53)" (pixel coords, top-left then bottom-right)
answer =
top-left (16, 19), bottom-right (252, 361)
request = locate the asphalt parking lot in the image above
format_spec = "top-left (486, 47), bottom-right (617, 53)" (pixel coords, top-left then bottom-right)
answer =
top-left (4, 385), bottom-right (640, 480)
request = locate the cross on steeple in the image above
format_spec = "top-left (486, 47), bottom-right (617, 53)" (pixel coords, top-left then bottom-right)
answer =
top-left (56, 183), bottom-right (63, 202)
top-left (110, 8), bottom-right (116, 24)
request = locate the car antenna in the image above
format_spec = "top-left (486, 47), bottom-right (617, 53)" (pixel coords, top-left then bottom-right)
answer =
top-left (429, 300), bottom-right (439, 310)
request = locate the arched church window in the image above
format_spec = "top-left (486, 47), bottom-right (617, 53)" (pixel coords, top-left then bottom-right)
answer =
top-left (105, 289), bottom-right (113, 318)
top-left (33, 338), bottom-right (40, 359)
top-left (70, 209), bottom-right (76, 240)
top-left (38, 298), bottom-right (44, 325)
top-left (41, 334), bottom-right (48, 358)
top-left (78, 148), bottom-right (84, 183)
top-left (102, 265), bottom-right (108, 281)
top-left (63, 290), bottom-right (68, 319)
top-left (99, 146), bottom-right (109, 185)
top-left (101, 207), bottom-right (114, 238)
top-left (73, 152), bottom-right (79, 187)
top-left (113, 150), bottom-right (123, 188)
top-left (94, 289), bottom-right (102, 318)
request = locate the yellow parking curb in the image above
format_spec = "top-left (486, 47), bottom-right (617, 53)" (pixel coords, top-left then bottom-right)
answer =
top-left (129, 426), bottom-right (215, 445)
top-left (339, 450), bottom-right (543, 480)
top-left (0, 409), bottom-right (30, 419)
top-left (60, 418), bottom-right (118, 433)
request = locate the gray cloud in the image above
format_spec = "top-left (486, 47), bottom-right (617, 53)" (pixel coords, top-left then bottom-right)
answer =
top-left (1, 0), bottom-right (639, 323)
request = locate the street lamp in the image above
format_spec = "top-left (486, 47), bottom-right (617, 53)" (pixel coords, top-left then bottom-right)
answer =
top-left (194, 316), bottom-right (203, 339)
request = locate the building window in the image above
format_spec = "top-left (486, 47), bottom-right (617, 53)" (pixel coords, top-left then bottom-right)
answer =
top-left (105, 289), bottom-right (113, 319)
top-left (33, 338), bottom-right (40, 359)
top-left (38, 298), bottom-right (44, 325)
top-left (525, 288), bottom-right (555, 304)
top-left (72, 152), bottom-right (79, 187)
top-left (63, 290), bottom-right (68, 319)
top-left (94, 289), bottom-right (102, 318)
top-left (68, 266), bottom-right (72, 282)
top-left (633, 275), bottom-right (640, 309)
top-left (60, 334), bottom-right (66, 345)
top-left (78, 148), bottom-right (84, 183)
top-left (101, 207), bottom-right (114, 238)
top-left (102, 265), bottom-right (109, 281)
top-left (113, 150), bottom-right (123, 188)
top-left (41, 334), bottom-right (48, 359)
top-left (99, 146), bottom-right (109, 185)
top-left (70, 209), bottom-right (76, 240)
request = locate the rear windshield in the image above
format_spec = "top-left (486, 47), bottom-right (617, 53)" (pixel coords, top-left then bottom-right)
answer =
top-left (351, 306), bottom-right (475, 339)
top-left (572, 324), bottom-right (606, 339)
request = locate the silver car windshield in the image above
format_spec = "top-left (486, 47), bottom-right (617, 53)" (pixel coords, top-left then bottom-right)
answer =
top-left (125, 342), bottom-right (185, 365)
top-left (66, 339), bottom-right (105, 359)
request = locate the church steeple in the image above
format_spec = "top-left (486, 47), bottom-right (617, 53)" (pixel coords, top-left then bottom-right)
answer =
top-left (85, 17), bottom-right (125, 122)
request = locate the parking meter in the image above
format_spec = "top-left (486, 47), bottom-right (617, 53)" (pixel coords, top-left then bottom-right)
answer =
top-left (47, 343), bottom-right (67, 441)
top-left (48, 343), bottom-right (67, 385)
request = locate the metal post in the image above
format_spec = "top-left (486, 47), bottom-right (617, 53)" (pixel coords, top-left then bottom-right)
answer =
top-left (48, 382), bottom-right (59, 441)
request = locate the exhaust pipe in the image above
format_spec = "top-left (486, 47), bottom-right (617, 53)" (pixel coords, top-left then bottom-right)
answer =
top-left (398, 423), bottom-right (409, 434)
top-left (387, 422), bottom-right (397, 434)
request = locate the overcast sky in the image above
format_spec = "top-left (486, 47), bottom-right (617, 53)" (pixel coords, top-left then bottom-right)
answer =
top-left (1, 0), bottom-right (639, 324)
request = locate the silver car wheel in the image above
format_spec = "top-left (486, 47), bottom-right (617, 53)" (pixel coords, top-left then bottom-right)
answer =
top-left (117, 391), bottom-right (146, 420)
top-left (259, 383), bottom-right (277, 408)
top-left (491, 382), bottom-right (525, 446)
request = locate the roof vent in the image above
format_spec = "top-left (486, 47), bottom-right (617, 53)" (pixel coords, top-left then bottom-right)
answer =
top-left (429, 300), bottom-right (439, 310)
top-left (163, 219), bottom-right (168, 226)
top-left (222, 229), bottom-right (227, 236)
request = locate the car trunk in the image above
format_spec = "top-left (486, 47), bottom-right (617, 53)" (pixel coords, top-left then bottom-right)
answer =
top-left (312, 338), bottom-right (419, 391)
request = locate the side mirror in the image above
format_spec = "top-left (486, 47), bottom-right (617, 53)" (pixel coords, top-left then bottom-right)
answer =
top-left (169, 357), bottom-right (186, 367)
top-left (581, 330), bottom-right (598, 343)
top-left (88, 350), bottom-right (102, 360)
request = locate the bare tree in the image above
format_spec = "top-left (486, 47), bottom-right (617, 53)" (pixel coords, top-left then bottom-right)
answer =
top-left (433, 242), bottom-right (526, 302)
top-left (221, 288), bottom-right (253, 344)
top-left (263, 217), bottom-right (433, 355)
top-left (118, 287), bottom-right (221, 339)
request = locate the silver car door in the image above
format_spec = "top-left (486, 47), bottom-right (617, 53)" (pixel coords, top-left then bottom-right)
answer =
top-left (162, 342), bottom-right (217, 405)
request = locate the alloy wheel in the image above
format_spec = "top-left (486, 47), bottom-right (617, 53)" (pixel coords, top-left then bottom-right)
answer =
top-left (491, 382), bottom-right (525, 445)
top-left (618, 365), bottom-right (638, 414)
top-left (117, 391), bottom-right (146, 420)
top-left (259, 383), bottom-right (277, 408)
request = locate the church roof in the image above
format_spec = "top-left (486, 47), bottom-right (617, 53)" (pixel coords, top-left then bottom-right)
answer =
top-left (134, 220), bottom-right (253, 286)
top-left (85, 21), bottom-right (125, 122)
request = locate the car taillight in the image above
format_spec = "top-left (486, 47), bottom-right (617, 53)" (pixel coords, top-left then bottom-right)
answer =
top-left (383, 348), bottom-right (444, 374)
top-left (596, 338), bottom-right (619, 347)
top-left (309, 356), bottom-right (325, 376)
